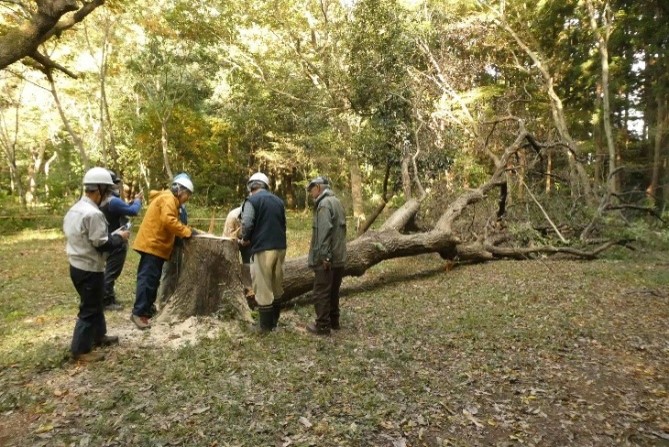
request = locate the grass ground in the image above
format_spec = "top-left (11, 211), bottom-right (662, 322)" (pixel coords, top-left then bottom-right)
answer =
top-left (0, 214), bottom-right (668, 446)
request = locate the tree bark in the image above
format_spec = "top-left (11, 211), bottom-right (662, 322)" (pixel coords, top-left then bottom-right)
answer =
top-left (586, 0), bottom-right (618, 195)
top-left (47, 71), bottom-right (90, 169)
top-left (161, 118), bottom-right (174, 180)
top-left (647, 95), bottom-right (666, 203)
top-left (0, 0), bottom-right (105, 70)
top-left (157, 237), bottom-right (252, 323)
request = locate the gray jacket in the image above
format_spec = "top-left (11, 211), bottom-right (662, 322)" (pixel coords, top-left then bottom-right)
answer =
top-left (63, 196), bottom-right (111, 272)
top-left (308, 188), bottom-right (347, 268)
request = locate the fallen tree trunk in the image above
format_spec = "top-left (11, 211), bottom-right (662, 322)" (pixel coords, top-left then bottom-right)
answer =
top-left (281, 228), bottom-right (459, 300)
top-left (158, 118), bottom-right (619, 319)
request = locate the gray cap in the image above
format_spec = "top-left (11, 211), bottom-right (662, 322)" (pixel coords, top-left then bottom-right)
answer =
top-left (307, 176), bottom-right (329, 191)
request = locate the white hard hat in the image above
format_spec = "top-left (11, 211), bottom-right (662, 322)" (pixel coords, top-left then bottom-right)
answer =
top-left (247, 172), bottom-right (270, 190)
top-left (173, 176), bottom-right (194, 193)
top-left (83, 167), bottom-right (114, 186)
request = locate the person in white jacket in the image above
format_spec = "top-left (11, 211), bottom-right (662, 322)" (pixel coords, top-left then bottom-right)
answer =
top-left (63, 167), bottom-right (129, 362)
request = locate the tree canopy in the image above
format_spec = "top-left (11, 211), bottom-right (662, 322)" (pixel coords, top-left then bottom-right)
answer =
top-left (0, 0), bottom-right (667, 221)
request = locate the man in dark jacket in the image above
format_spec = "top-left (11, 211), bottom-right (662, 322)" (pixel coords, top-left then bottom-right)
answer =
top-left (305, 176), bottom-right (347, 336)
top-left (240, 172), bottom-right (287, 332)
top-left (100, 170), bottom-right (143, 310)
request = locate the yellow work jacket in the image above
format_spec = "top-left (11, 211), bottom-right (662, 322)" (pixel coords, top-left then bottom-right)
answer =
top-left (133, 190), bottom-right (192, 260)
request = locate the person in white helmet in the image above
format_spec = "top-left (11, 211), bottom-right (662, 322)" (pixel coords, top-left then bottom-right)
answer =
top-left (63, 167), bottom-right (130, 362)
top-left (130, 174), bottom-right (198, 330)
top-left (239, 172), bottom-right (287, 332)
top-left (157, 172), bottom-right (191, 307)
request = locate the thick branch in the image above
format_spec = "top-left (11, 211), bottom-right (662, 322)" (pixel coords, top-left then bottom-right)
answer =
top-left (0, 0), bottom-right (105, 70)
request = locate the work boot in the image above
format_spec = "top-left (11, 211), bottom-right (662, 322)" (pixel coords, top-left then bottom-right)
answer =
top-left (272, 302), bottom-right (281, 329)
top-left (72, 351), bottom-right (105, 363)
top-left (94, 335), bottom-right (119, 347)
top-left (130, 314), bottom-right (151, 330)
top-left (104, 302), bottom-right (123, 311)
top-left (254, 305), bottom-right (275, 334)
top-left (306, 322), bottom-right (331, 336)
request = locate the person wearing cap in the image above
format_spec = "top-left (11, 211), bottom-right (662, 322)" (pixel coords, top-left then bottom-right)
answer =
top-left (239, 172), bottom-right (287, 332)
top-left (63, 167), bottom-right (130, 362)
top-left (99, 170), bottom-right (143, 311)
top-left (130, 175), bottom-right (198, 330)
top-left (305, 176), bottom-right (347, 336)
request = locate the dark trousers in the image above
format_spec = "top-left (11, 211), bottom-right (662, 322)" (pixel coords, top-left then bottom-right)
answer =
top-left (103, 243), bottom-right (128, 304)
top-left (70, 266), bottom-right (106, 355)
top-left (157, 244), bottom-right (183, 305)
top-left (133, 252), bottom-right (165, 317)
top-left (313, 266), bottom-right (344, 329)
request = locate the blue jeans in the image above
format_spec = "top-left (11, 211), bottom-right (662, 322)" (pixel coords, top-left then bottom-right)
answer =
top-left (133, 252), bottom-right (165, 317)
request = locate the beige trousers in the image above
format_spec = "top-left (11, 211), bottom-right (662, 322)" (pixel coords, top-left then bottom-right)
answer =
top-left (251, 249), bottom-right (286, 306)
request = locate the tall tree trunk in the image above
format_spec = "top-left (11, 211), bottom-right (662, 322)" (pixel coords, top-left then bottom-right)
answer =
top-left (647, 96), bottom-right (667, 204)
top-left (496, 17), bottom-right (595, 203)
top-left (44, 152), bottom-right (58, 198)
top-left (349, 155), bottom-right (365, 223)
top-left (0, 96), bottom-right (26, 205)
top-left (545, 151), bottom-right (552, 194)
top-left (47, 72), bottom-right (89, 170)
top-left (26, 143), bottom-right (46, 205)
top-left (586, 0), bottom-right (618, 195)
top-left (161, 118), bottom-right (173, 180)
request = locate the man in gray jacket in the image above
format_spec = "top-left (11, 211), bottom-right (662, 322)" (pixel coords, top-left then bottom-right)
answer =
top-left (306, 176), bottom-right (347, 336)
top-left (63, 167), bottom-right (129, 362)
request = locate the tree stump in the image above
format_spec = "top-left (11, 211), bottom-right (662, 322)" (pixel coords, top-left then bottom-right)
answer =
top-left (156, 236), bottom-right (253, 323)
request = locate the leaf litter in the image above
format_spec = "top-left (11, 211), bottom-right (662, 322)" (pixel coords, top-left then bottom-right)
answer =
top-left (0, 248), bottom-right (668, 446)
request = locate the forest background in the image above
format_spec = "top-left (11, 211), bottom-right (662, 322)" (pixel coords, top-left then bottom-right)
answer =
top-left (1, 0), bottom-right (668, 228)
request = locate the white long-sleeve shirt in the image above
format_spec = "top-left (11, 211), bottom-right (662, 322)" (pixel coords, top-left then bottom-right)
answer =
top-left (63, 196), bottom-right (110, 272)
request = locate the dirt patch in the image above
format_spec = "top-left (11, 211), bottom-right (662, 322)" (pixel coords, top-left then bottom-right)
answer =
top-left (112, 315), bottom-right (229, 349)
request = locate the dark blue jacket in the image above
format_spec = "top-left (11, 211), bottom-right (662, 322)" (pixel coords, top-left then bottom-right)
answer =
top-left (100, 195), bottom-right (142, 232)
top-left (242, 190), bottom-right (287, 255)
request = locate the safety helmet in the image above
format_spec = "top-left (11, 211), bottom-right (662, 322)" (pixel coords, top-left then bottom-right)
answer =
top-left (83, 167), bottom-right (114, 186)
top-left (307, 176), bottom-right (329, 191)
top-left (107, 170), bottom-right (121, 185)
top-left (173, 176), bottom-right (194, 193)
top-left (173, 172), bottom-right (191, 182)
top-left (247, 172), bottom-right (270, 191)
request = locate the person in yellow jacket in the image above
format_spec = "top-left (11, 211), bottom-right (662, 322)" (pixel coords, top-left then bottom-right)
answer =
top-left (130, 176), bottom-right (198, 329)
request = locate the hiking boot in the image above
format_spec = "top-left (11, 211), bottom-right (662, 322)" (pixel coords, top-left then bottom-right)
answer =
top-left (95, 335), bottom-right (119, 347)
top-left (272, 302), bottom-right (281, 329)
top-left (306, 322), bottom-right (331, 336)
top-left (104, 302), bottom-right (124, 311)
top-left (130, 314), bottom-right (151, 330)
top-left (73, 351), bottom-right (105, 363)
top-left (253, 305), bottom-right (275, 334)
